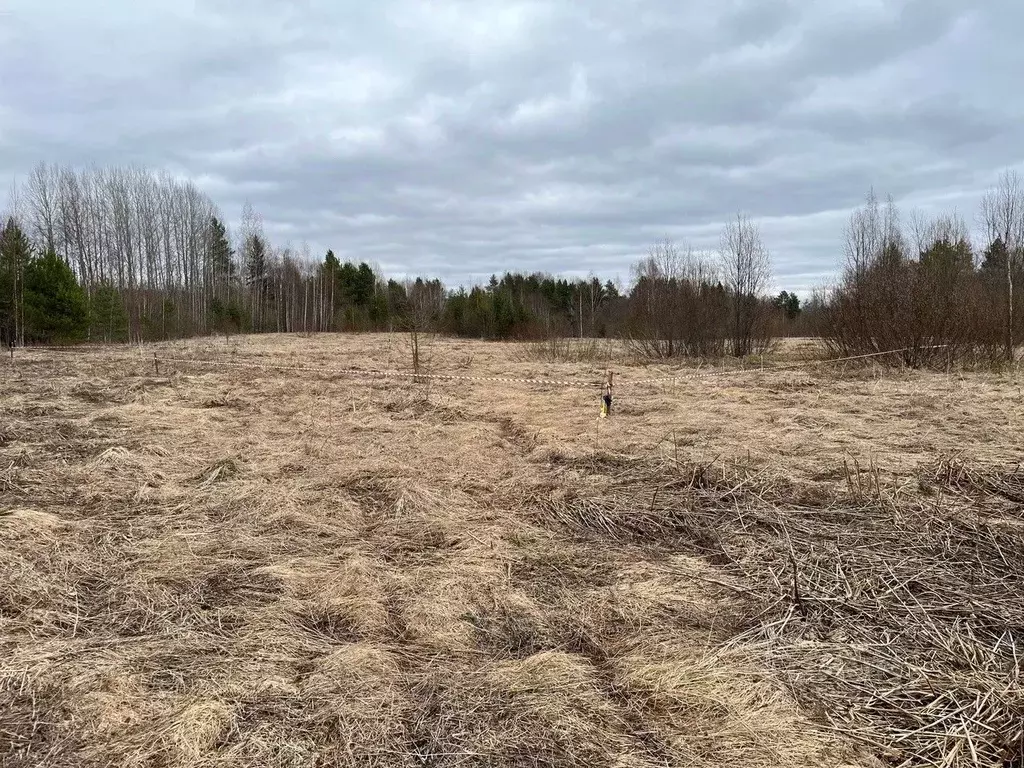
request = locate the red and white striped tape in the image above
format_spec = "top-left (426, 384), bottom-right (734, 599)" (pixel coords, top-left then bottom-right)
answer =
top-left (12, 344), bottom-right (950, 390)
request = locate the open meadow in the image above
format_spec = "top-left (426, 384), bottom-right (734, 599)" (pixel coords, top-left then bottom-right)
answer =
top-left (2, 333), bottom-right (1022, 767)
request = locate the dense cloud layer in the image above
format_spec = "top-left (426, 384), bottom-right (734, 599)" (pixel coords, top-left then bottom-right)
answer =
top-left (2, 1), bottom-right (1022, 291)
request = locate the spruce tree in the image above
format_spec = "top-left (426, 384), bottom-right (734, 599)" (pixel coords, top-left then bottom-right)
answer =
top-left (0, 219), bottom-right (31, 346)
top-left (980, 237), bottom-right (1009, 280)
top-left (207, 216), bottom-right (235, 287)
top-left (244, 233), bottom-right (269, 329)
top-left (23, 248), bottom-right (88, 343)
top-left (89, 282), bottom-right (129, 342)
top-left (246, 234), bottom-right (268, 286)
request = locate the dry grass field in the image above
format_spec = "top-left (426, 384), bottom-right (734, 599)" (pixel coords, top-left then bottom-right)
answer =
top-left (2, 333), bottom-right (1022, 767)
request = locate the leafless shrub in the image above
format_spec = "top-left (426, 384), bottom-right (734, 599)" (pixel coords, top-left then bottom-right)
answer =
top-left (623, 239), bottom-right (729, 358)
top-left (624, 231), bottom-right (778, 361)
top-left (519, 336), bottom-right (617, 364)
top-left (401, 278), bottom-right (445, 382)
top-left (819, 191), bottom-right (1021, 368)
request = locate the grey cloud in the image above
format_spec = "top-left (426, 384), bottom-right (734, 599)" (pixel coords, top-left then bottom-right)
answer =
top-left (714, 0), bottom-right (800, 45)
top-left (1, 0), bottom-right (1022, 294)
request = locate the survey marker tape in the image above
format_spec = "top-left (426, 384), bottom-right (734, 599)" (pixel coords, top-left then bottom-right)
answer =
top-left (152, 355), bottom-right (604, 388)
top-left (16, 344), bottom-right (953, 391)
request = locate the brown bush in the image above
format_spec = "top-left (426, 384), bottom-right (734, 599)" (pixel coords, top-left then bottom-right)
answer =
top-left (818, 193), bottom-right (1022, 368)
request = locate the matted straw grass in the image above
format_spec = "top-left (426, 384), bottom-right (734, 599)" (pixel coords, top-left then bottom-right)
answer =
top-left (1, 333), bottom-right (1021, 767)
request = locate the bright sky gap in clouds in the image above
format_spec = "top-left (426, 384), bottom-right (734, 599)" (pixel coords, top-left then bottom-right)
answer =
top-left (1, 1), bottom-right (1022, 293)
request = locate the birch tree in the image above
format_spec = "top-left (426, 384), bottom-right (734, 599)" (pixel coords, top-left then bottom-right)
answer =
top-left (719, 213), bottom-right (771, 357)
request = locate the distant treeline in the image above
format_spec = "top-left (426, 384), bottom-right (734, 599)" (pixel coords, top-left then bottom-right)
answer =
top-left (0, 163), bottom-right (800, 356)
top-left (6, 162), bottom-right (1022, 366)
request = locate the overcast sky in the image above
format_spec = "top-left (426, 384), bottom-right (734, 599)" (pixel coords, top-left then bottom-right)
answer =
top-left (1, 1), bottom-right (1022, 292)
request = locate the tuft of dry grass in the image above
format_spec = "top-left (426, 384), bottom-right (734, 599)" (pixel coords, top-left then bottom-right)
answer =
top-left (516, 336), bottom-right (622, 365)
top-left (2, 332), bottom-right (1021, 767)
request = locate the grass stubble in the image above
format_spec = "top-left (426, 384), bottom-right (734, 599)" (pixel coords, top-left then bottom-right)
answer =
top-left (1, 334), bottom-right (1021, 767)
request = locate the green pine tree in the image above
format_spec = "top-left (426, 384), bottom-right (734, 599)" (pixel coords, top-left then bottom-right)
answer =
top-left (207, 216), bottom-right (235, 288)
top-left (0, 218), bottom-right (31, 346)
top-left (208, 296), bottom-right (244, 339)
top-left (23, 248), bottom-right (88, 343)
top-left (980, 237), bottom-right (1009, 280)
top-left (245, 234), bottom-right (268, 289)
top-left (773, 291), bottom-right (801, 320)
top-left (226, 300), bottom-right (243, 334)
top-left (88, 282), bottom-right (129, 342)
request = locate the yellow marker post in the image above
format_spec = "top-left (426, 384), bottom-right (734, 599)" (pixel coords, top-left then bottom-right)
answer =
top-left (600, 370), bottom-right (613, 418)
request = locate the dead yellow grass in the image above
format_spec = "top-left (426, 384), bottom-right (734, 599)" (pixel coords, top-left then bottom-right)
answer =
top-left (1, 333), bottom-right (1021, 767)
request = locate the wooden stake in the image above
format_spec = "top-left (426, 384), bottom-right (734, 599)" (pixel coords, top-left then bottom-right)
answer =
top-left (154, 353), bottom-right (159, 376)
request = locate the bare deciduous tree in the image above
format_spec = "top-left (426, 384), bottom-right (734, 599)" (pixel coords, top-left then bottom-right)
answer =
top-left (24, 162), bottom-right (59, 256)
top-left (402, 278), bottom-right (445, 381)
top-left (822, 191), bottom-right (1014, 367)
top-left (979, 170), bottom-right (1024, 360)
top-left (625, 238), bottom-right (732, 358)
top-left (719, 213), bottom-right (772, 357)
top-left (910, 209), bottom-right (970, 257)
top-left (629, 239), bottom-right (686, 358)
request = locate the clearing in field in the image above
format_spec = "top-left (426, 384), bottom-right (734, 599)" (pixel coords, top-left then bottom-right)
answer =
top-left (1, 334), bottom-right (1022, 767)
